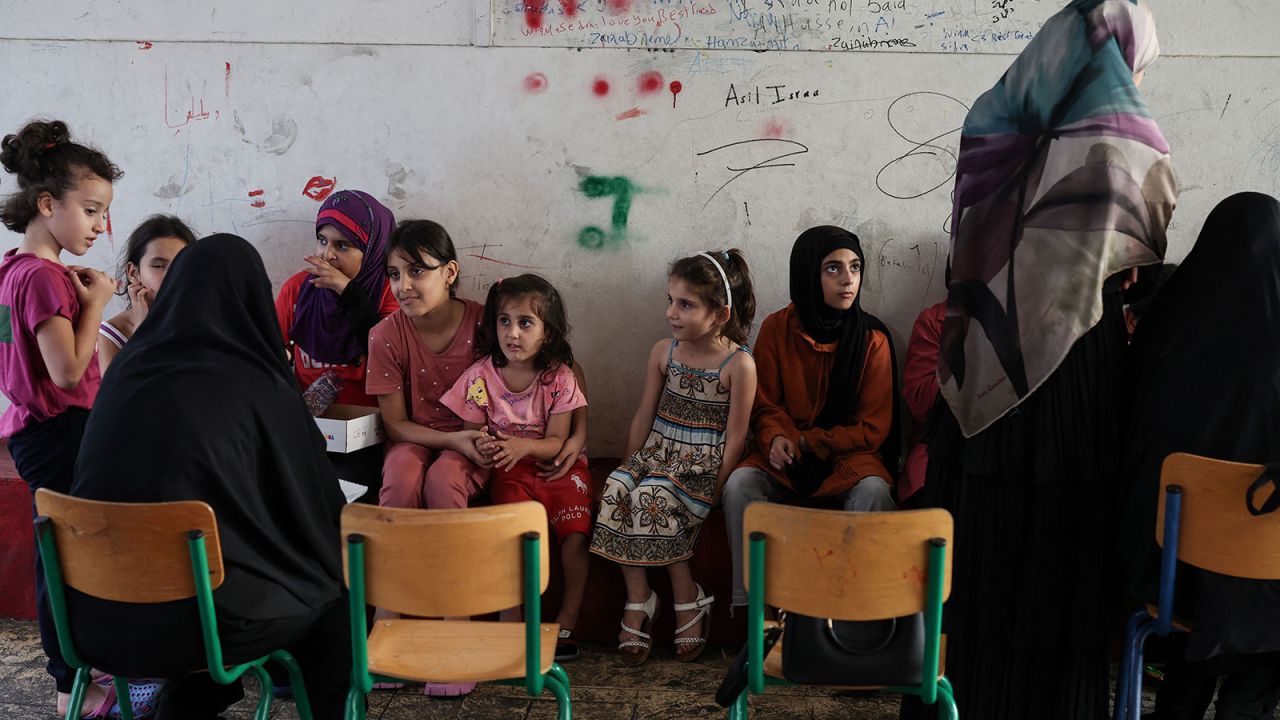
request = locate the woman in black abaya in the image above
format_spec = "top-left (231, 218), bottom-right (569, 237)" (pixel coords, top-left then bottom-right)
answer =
top-left (69, 234), bottom-right (350, 720)
top-left (1119, 192), bottom-right (1280, 719)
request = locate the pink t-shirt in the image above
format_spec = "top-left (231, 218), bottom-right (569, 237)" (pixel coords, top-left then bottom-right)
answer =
top-left (0, 251), bottom-right (101, 437)
top-left (365, 300), bottom-right (483, 432)
top-left (440, 357), bottom-right (586, 439)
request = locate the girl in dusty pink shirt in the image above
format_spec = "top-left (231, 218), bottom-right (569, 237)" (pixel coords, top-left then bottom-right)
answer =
top-left (366, 220), bottom-right (487, 510)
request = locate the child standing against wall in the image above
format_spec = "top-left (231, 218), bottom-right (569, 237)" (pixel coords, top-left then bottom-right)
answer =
top-left (0, 120), bottom-right (122, 717)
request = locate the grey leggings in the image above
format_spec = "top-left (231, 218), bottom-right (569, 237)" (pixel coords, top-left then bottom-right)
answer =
top-left (722, 466), bottom-right (896, 607)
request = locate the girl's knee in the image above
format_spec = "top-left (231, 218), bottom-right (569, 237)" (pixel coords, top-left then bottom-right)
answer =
top-left (379, 444), bottom-right (433, 508)
top-left (845, 475), bottom-right (896, 512)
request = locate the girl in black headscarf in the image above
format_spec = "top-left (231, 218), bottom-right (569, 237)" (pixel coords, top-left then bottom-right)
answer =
top-left (70, 234), bottom-right (350, 720)
top-left (722, 225), bottom-right (901, 610)
top-left (1119, 192), bottom-right (1280, 719)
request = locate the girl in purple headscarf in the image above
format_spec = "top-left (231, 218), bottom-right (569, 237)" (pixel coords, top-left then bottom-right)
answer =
top-left (275, 189), bottom-right (399, 407)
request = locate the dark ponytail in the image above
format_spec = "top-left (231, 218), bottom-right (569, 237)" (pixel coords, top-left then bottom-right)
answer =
top-left (669, 248), bottom-right (757, 345)
top-left (1, 120), bottom-right (122, 233)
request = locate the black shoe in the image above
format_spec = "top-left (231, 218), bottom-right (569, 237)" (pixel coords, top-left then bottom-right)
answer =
top-left (555, 629), bottom-right (580, 662)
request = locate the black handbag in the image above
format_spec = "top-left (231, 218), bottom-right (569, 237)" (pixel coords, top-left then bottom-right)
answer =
top-left (1246, 463), bottom-right (1280, 516)
top-left (780, 611), bottom-right (926, 687)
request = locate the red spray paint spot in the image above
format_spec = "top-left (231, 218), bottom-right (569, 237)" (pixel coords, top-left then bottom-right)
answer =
top-left (136, 41), bottom-right (153, 50)
top-left (104, 210), bottom-right (113, 242)
top-left (302, 176), bottom-right (337, 202)
top-left (224, 62), bottom-right (232, 100)
top-left (605, 0), bottom-right (630, 13)
top-left (559, 0), bottom-right (578, 17)
top-left (524, 0), bottom-right (543, 29)
top-left (523, 73), bottom-right (548, 93)
top-left (592, 77), bottom-right (610, 97)
top-left (669, 80), bottom-right (683, 108)
top-left (248, 188), bottom-right (266, 208)
top-left (637, 71), bottom-right (663, 95)
top-left (762, 118), bottom-right (788, 138)
top-left (616, 108), bottom-right (646, 121)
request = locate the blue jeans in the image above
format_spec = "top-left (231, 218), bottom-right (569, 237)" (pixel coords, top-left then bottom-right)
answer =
top-left (722, 465), bottom-right (895, 607)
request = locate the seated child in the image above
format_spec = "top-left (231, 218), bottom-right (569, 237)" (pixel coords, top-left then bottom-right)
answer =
top-left (440, 274), bottom-right (592, 663)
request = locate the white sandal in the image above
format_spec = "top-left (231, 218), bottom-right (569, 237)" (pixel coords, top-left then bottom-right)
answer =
top-left (673, 583), bottom-right (715, 662)
top-left (619, 590), bottom-right (659, 665)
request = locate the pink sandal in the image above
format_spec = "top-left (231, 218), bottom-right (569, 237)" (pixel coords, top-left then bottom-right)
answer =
top-left (422, 682), bottom-right (475, 697)
top-left (79, 682), bottom-right (117, 719)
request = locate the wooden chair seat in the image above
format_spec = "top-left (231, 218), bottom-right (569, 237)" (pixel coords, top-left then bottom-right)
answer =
top-left (367, 619), bottom-right (559, 684)
top-left (1144, 604), bottom-right (1193, 632)
top-left (761, 621), bottom-right (947, 687)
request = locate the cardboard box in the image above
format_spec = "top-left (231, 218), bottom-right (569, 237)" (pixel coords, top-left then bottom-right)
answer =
top-left (315, 404), bottom-right (385, 453)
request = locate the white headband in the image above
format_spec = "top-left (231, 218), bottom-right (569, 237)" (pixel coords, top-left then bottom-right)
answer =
top-left (696, 251), bottom-right (733, 311)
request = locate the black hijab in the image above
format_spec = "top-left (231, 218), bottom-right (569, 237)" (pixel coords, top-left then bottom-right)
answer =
top-left (1119, 192), bottom-right (1280, 659)
top-left (789, 226), bottom-right (901, 482)
top-left (73, 234), bottom-right (344, 622)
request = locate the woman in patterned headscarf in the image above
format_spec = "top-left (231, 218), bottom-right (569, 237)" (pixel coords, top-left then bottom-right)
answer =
top-left (906, 2), bottom-right (1177, 718)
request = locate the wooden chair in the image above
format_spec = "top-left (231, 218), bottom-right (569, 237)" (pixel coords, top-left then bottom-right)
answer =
top-left (728, 504), bottom-right (957, 719)
top-left (1113, 453), bottom-right (1280, 720)
top-left (340, 501), bottom-right (570, 720)
top-left (32, 488), bottom-right (313, 720)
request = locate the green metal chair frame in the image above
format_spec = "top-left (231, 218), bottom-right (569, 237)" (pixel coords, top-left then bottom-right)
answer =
top-left (728, 516), bottom-right (957, 719)
top-left (343, 527), bottom-right (571, 720)
top-left (34, 508), bottom-right (313, 720)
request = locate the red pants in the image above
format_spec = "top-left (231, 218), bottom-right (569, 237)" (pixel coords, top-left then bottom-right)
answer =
top-left (490, 456), bottom-right (593, 539)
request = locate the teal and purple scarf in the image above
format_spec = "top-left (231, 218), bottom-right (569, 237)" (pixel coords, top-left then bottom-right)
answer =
top-left (938, 0), bottom-right (1177, 436)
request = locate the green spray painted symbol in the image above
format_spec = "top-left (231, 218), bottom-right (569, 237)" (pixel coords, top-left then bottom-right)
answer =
top-left (577, 176), bottom-right (635, 250)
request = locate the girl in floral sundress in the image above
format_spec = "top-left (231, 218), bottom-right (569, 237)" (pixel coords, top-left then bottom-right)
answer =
top-left (589, 249), bottom-right (757, 665)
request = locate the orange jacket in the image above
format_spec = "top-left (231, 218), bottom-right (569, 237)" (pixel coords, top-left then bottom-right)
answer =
top-left (737, 304), bottom-right (894, 497)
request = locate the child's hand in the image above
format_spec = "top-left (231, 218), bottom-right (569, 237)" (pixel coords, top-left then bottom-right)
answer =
top-left (127, 278), bottom-right (152, 324)
top-left (453, 428), bottom-right (493, 468)
top-left (67, 266), bottom-right (117, 308)
top-left (473, 425), bottom-right (501, 457)
top-left (303, 255), bottom-right (351, 295)
top-left (491, 433), bottom-right (530, 472)
top-left (537, 444), bottom-right (581, 481)
top-left (769, 436), bottom-right (797, 471)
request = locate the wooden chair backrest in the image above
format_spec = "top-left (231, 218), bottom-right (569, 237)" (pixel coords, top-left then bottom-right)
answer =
top-left (744, 504), bottom-right (953, 621)
top-left (341, 501), bottom-right (549, 617)
top-left (33, 489), bottom-right (223, 603)
top-left (1158, 453), bottom-right (1280, 580)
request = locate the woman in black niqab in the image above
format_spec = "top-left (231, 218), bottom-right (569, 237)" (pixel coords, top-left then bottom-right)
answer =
top-left (1119, 192), bottom-right (1280, 718)
top-left (70, 234), bottom-right (349, 719)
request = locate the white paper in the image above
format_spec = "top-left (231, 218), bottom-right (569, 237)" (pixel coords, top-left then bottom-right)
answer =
top-left (338, 479), bottom-right (368, 504)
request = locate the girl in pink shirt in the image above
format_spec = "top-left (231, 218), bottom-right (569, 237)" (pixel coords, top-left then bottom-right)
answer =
top-left (0, 120), bottom-right (122, 717)
top-left (439, 274), bottom-right (592, 662)
top-left (366, 220), bottom-right (488, 510)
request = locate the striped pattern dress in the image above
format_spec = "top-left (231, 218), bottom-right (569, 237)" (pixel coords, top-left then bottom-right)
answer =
top-left (590, 340), bottom-right (745, 565)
